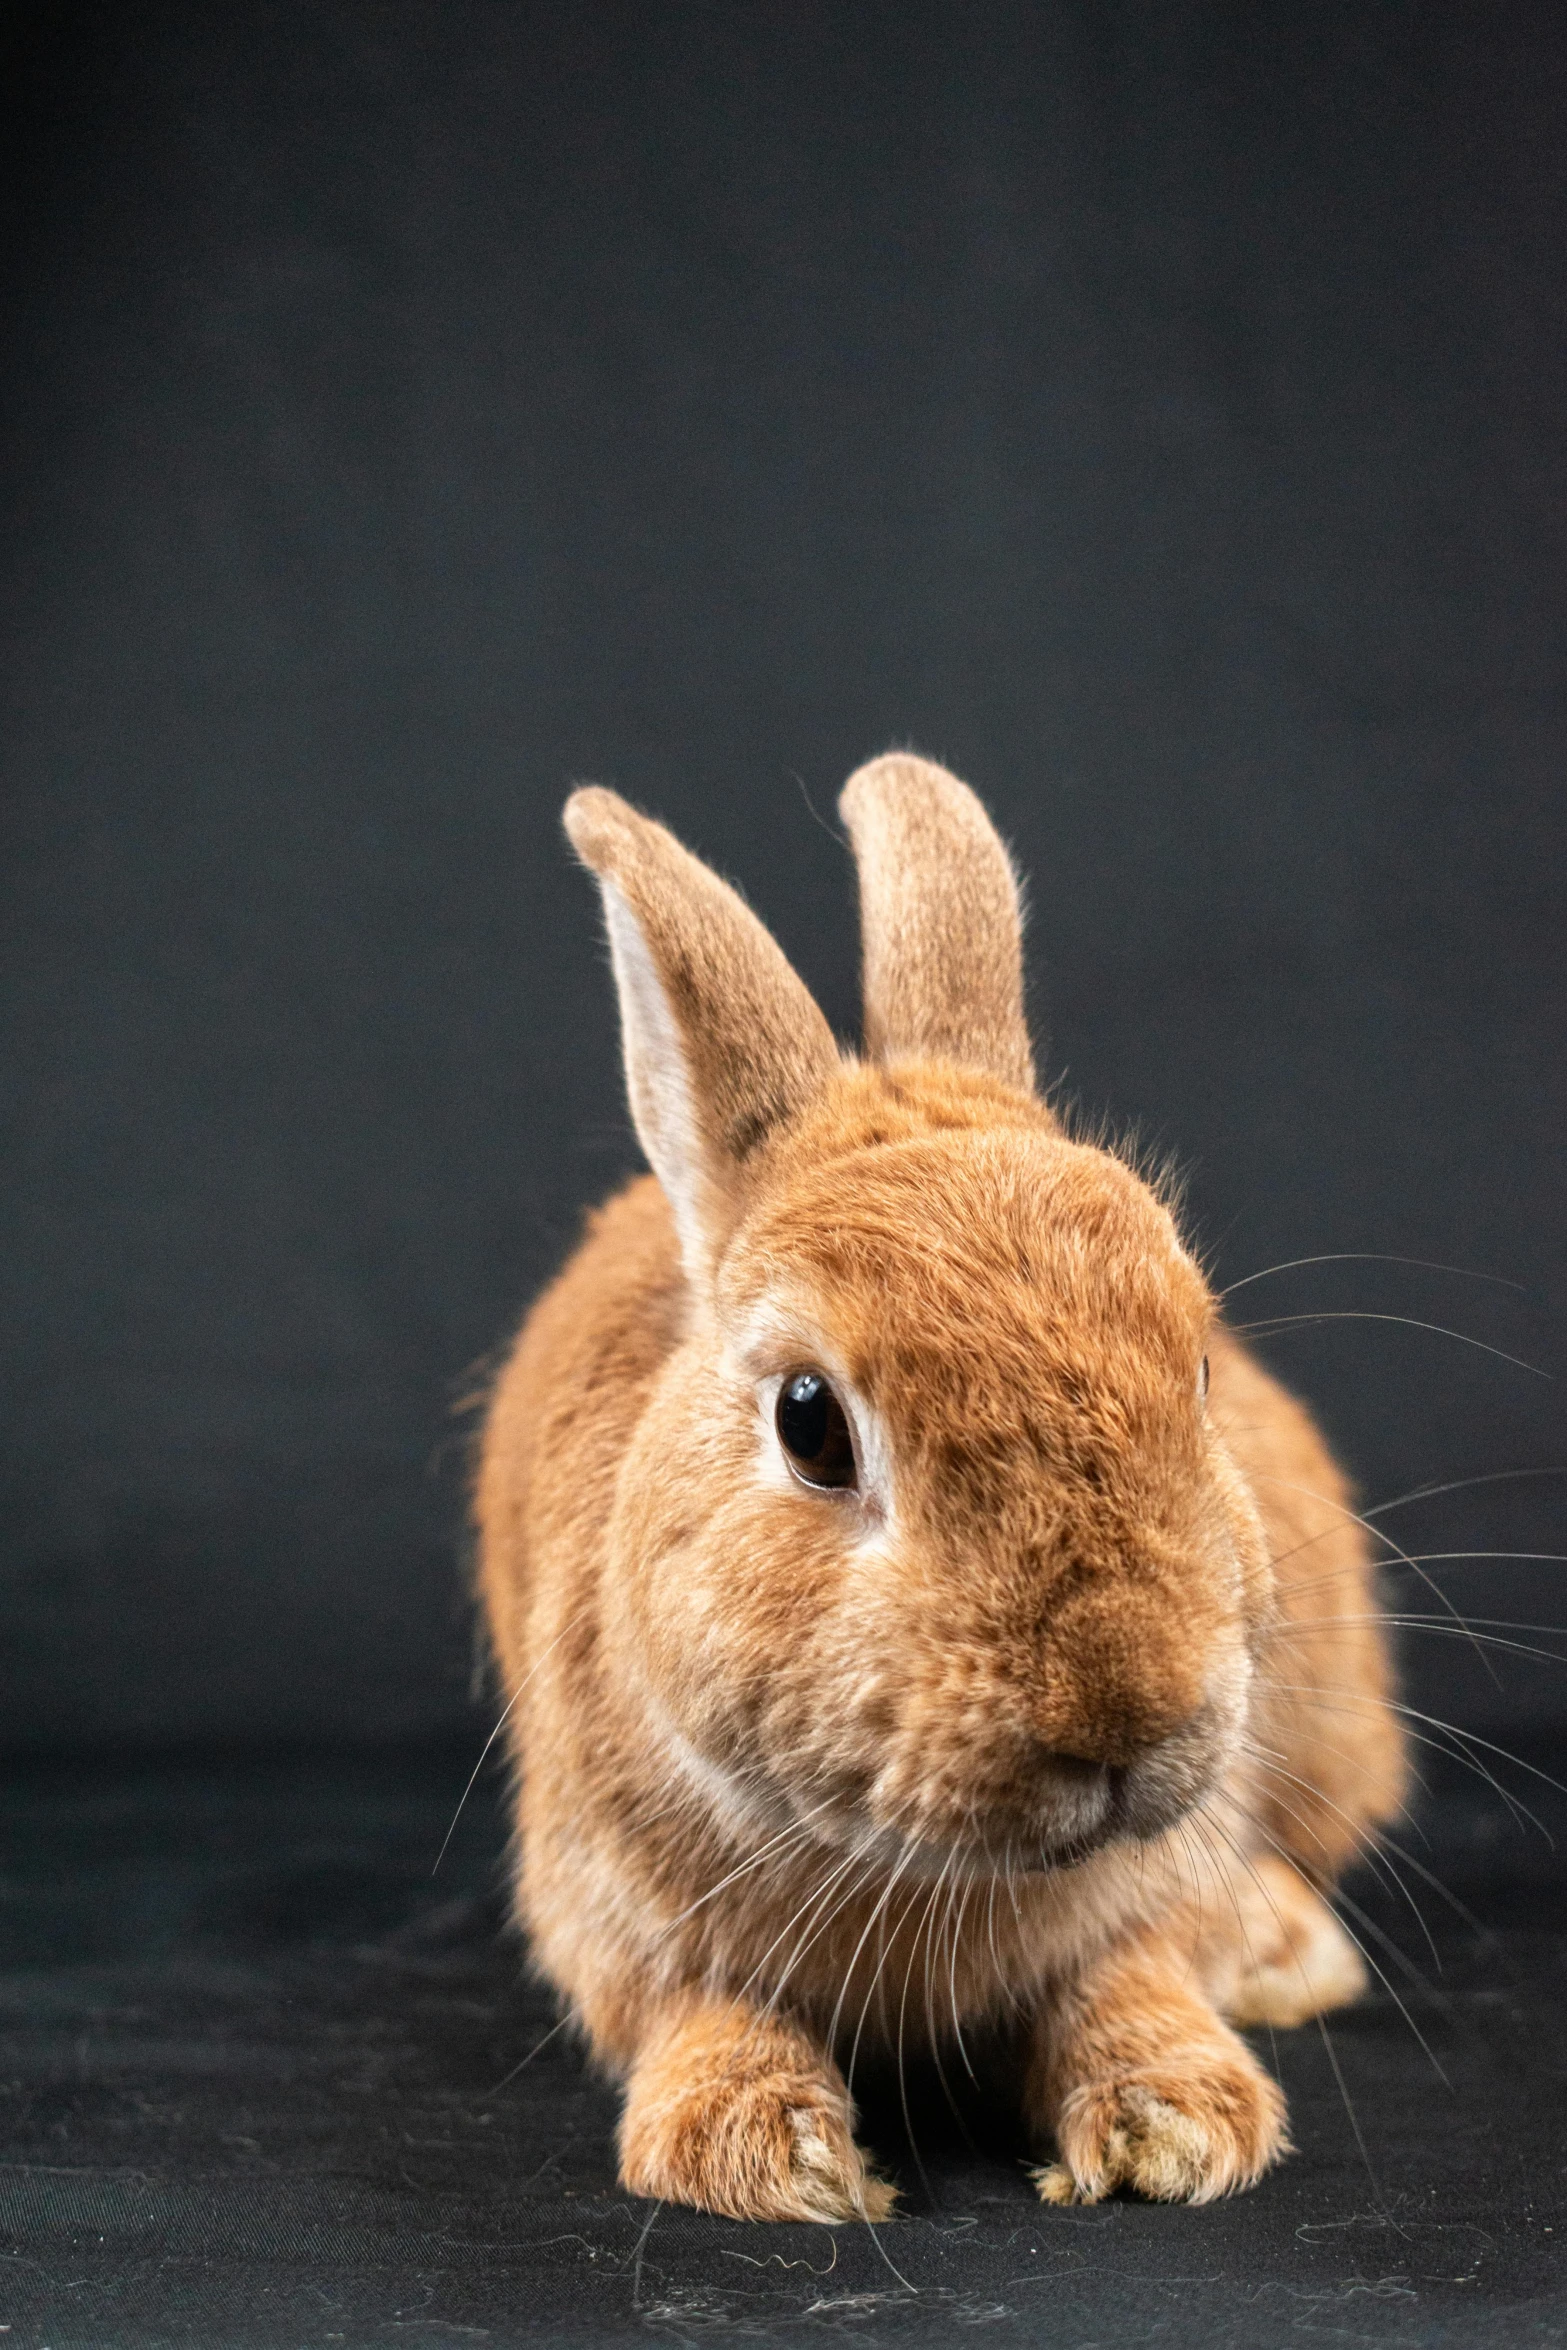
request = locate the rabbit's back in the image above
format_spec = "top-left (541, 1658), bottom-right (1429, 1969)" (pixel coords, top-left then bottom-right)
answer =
top-left (1208, 1331), bottom-right (1407, 1873)
top-left (477, 1174), bottom-right (682, 1705)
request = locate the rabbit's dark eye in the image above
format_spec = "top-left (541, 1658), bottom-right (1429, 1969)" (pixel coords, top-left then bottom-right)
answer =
top-left (776, 1371), bottom-right (857, 1491)
top-left (1198, 1354), bottom-right (1210, 1402)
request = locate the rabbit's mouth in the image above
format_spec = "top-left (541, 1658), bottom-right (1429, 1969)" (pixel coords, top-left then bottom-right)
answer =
top-left (817, 1782), bottom-right (1138, 1883)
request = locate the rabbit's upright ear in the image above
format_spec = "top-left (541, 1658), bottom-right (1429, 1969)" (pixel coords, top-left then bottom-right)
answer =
top-left (839, 753), bottom-right (1035, 1094)
top-left (564, 788), bottom-right (840, 1279)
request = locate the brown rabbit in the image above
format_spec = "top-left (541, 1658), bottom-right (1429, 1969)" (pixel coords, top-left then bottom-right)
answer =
top-left (475, 754), bottom-right (1406, 2219)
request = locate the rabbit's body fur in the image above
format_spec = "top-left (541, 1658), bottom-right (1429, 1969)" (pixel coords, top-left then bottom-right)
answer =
top-left (476, 757), bottom-right (1406, 2219)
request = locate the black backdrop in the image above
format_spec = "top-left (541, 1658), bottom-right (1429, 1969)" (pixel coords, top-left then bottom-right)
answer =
top-left (2, 0), bottom-right (1563, 1757)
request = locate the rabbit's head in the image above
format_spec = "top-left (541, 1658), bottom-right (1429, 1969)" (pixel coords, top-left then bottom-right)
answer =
top-left (565, 757), bottom-right (1270, 1878)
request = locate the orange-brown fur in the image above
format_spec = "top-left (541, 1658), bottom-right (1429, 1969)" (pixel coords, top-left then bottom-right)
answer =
top-left (475, 755), bottom-right (1406, 2219)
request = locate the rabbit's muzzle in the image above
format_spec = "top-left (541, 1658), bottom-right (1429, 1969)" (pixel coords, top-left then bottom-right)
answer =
top-left (862, 1654), bottom-right (1247, 1874)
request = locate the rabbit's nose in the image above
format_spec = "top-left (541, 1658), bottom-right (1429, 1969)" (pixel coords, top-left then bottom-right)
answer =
top-left (1031, 1591), bottom-right (1210, 1769)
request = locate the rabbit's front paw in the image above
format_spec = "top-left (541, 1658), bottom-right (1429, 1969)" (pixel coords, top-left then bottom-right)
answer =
top-left (1032, 2051), bottom-right (1289, 2206)
top-left (621, 2067), bottom-right (893, 2222)
top-left (619, 2002), bottom-right (895, 2223)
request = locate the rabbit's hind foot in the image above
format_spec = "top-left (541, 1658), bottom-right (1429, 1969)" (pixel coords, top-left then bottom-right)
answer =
top-left (1214, 1853), bottom-right (1369, 2030)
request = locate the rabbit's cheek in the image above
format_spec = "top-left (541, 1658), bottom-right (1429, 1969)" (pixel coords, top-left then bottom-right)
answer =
top-left (605, 1409), bottom-right (862, 1814)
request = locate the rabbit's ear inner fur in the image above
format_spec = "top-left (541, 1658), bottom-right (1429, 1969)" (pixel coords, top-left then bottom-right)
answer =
top-left (564, 787), bottom-right (840, 1277)
top-left (839, 752), bottom-right (1035, 1094)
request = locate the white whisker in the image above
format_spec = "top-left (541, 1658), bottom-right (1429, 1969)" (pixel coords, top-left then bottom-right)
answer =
top-left (1232, 1309), bottom-right (1545, 1379)
top-left (1221, 1252), bottom-right (1526, 1299)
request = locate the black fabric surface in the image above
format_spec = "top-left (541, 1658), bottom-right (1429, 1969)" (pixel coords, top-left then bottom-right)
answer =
top-left (2, 1751), bottom-right (1565, 2348)
top-left (2, 0), bottom-right (1564, 1754)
